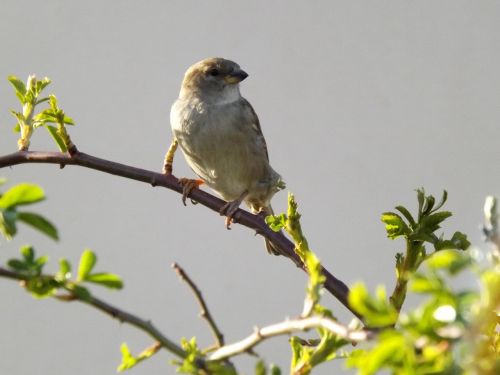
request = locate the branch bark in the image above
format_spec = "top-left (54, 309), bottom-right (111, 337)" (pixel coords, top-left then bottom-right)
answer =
top-left (209, 315), bottom-right (372, 361)
top-left (0, 150), bottom-right (357, 318)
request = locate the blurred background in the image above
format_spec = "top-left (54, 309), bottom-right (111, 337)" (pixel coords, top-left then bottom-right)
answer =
top-left (1, 1), bottom-right (499, 373)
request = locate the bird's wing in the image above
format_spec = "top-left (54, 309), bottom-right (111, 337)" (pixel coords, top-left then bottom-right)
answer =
top-left (241, 98), bottom-right (269, 161)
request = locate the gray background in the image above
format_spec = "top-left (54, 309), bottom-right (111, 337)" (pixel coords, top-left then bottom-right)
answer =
top-left (1, 1), bottom-right (499, 374)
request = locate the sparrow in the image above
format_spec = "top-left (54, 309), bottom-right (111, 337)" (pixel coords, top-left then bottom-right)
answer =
top-left (169, 57), bottom-right (284, 255)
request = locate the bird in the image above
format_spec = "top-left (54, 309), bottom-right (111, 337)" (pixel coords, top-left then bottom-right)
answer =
top-left (168, 57), bottom-right (284, 255)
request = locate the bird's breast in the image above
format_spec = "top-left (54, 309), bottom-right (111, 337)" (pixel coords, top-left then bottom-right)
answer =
top-left (170, 99), bottom-right (276, 201)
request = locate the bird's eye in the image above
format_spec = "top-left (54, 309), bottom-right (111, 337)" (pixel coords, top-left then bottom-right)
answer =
top-left (207, 68), bottom-right (219, 77)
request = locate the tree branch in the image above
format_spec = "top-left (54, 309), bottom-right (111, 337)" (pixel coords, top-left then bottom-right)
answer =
top-left (0, 266), bottom-right (186, 359)
top-left (0, 267), bottom-right (21, 281)
top-left (209, 315), bottom-right (372, 361)
top-left (0, 150), bottom-right (357, 318)
top-left (172, 262), bottom-right (225, 348)
top-left (77, 292), bottom-right (186, 358)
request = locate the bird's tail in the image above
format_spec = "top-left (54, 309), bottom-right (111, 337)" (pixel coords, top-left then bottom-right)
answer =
top-left (265, 238), bottom-right (281, 256)
top-left (261, 205), bottom-right (282, 256)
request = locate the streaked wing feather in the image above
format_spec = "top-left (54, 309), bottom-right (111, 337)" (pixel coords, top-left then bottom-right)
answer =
top-left (241, 98), bottom-right (269, 161)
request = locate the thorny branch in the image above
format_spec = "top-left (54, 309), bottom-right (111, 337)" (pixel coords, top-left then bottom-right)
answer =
top-left (1, 265), bottom-right (372, 369)
top-left (209, 315), bottom-right (372, 361)
top-left (172, 262), bottom-right (225, 348)
top-left (0, 150), bottom-right (358, 319)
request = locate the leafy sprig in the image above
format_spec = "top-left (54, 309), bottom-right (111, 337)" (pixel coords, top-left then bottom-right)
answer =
top-left (8, 75), bottom-right (76, 152)
top-left (347, 249), bottom-right (497, 374)
top-left (267, 193), bottom-right (348, 374)
top-left (7, 246), bottom-right (123, 299)
top-left (381, 188), bottom-right (470, 312)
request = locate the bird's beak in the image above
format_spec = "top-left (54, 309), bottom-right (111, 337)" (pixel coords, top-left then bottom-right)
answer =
top-left (224, 69), bottom-right (248, 84)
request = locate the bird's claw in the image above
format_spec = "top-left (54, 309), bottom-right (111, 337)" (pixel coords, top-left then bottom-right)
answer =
top-left (219, 191), bottom-right (247, 229)
top-left (178, 178), bottom-right (204, 206)
top-left (219, 200), bottom-right (242, 229)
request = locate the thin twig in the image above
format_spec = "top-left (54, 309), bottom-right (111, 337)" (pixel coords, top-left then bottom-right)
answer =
top-left (79, 294), bottom-right (186, 358)
top-left (172, 262), bottom-right (225, 347)
top-left (483, 196), bottom-right (500, 256)
top-left (209, 315), bottom-right (373, 361)
top-left (140, 341), bottom-right (162, 357)
top-left (0, 150), bottom-right (357, 318)
top-left (0, 266), bottom-right (186, 359)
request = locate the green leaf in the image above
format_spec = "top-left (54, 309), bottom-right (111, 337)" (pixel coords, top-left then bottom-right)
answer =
top-left (434, 233), bottom-right (470, 251)
top-left (7, 75), bottom-right (26, 96)
top-left (255, 360), bottom-right (266, 375)
top-left (426, 249), bottom-right (471, 274)
top-left (15, 90), bottom-right (26, 104)
top-left (450, 231), bottom-right (470, 251)
top-left (348, 283), bottom-right (398, 327)
top-left (306, 327), bottom-right (345, 368)
top-left (63, 115), bottom-right (75, 125)
top-left (70, 284), bottom-right (91, 300)
top-left (26, 276), bottom-right (58, 299)
top-left (265, 213), bottom-right (287, 232)
top-left (269, 364), bottom-right (281, 375)
top-left (33, 111), bottom-right (57, 126)
top-left (421, 211), bottom-right (452, 232)
top-left (408, 229), bottom-right (437, 244)
top-left (118, 341), bottom-right (162, 372)
top-left (347, 331), bottom-right (406, 374)
top-left (48, 94), bottom-right (58, 110)
top-left (422, 194), bottom-right (435, 216)
top-left (35, 77), bottom-right (51, 94)
top-left (290, 336), bottom-right (307, 371)
top-left (117, 343), bottom-right (137, 372)
top-left (21, 244), bottom-right (35, 262)
top-left (35, 97), bottom-right (50, 105)
top-left (7, 259), bottom-right (29, 271)
top-left (395, 205), bottom-right (416, 227)
top-left (46, 125), bottom-right (68, 152)
top-left (56, 258), bottom-right (72, 281)
top-left (409, 273), bottom-right (443, 294)
top-left (8, 246), bottom-right (47, 276)
top-left (24, 91), bottom-right (34, 105)
top-left (35, 255), bottom-right (49, 268)
top-left (17, 211), bottom-right (59, 240)
top-left (0, 209), bottom-right (17, 239)
top-left (416, 188), bottom-right (425, 217)
top-left (77, 249), bottom-right (96, 281)
top-left (177, 337), bottom-right (202, 373)
top-left (0, 183), bottom-right (45, 209)
top-left (59, 258), bottom-right (71, 275)
top-left (85, 272), bottom-right (123, 289)
top-left (431, 190), bottom-right (448, 213)
top-left (10, 109), bottom-right (24, 123)
top-left (381, 212), bottom-right (410, 239)
top-left (13, 123), bottom-right (20, 133)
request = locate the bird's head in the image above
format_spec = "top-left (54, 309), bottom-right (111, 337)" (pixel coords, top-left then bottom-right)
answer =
top-left (179, 57), bottom-right (248, 103)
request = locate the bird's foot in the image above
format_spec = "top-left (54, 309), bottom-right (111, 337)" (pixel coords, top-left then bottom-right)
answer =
top-left (219, 191), bottom-right (247, 229)
top-left (178, 178), bottom-right (204, 206)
